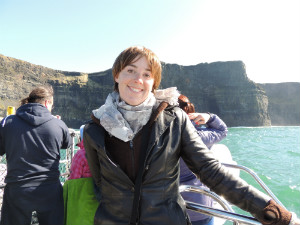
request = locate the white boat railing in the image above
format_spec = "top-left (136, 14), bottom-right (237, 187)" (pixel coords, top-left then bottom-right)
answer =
top-left (180, 185), bottom-right (260, 225)
top-left (180, 162), bottom-right (287, 225)
top-left (179, 185), bottom-right (235, 213)
top-left (185, 201), bottom-right (261, 225)
top-left (221, 163), bottom-right (286, 209)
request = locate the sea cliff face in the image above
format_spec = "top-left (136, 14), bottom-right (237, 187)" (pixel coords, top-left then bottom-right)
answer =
top-left (160, 61), bottom-right (271, 127)
top-left (259, 83), bottom-right (300, 126)
top-left (0, 53), bottom-right (284, 128)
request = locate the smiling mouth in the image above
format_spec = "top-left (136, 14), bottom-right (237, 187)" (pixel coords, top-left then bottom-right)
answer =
top-left (129, 86), bottom-right (143, 93)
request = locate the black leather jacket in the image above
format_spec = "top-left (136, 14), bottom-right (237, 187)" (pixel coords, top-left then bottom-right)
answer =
top-left (84, 105), bottom-right (270, 225)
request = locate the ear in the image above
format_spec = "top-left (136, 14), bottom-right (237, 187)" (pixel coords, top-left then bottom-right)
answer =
top-left (44, 100), bottom-right (49, 109)
top-left (114, 75), bottom-right (119, 83)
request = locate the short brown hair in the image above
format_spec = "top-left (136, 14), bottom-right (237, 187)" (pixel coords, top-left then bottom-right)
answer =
top-left (21, 85), bottom-right (54, 105)
top-left (112, 46), bottom-right (161, 92)
top-left (178, 94), bottom-right (195, 113)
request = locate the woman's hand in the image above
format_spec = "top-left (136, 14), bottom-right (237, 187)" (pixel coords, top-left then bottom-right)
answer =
top-left (188, 113), bottom-right (211, 125)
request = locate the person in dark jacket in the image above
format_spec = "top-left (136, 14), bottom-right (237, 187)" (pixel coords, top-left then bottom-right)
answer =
top-left (178, 94), bottom-right (228, 225)
top-left (0, 85), bottom-right (72, 225)
top-left (83, 46), bottom-right (299, 225)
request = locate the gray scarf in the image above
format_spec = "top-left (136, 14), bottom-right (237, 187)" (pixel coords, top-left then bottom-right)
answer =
top-left (92, 87), bottom-right (180, 142)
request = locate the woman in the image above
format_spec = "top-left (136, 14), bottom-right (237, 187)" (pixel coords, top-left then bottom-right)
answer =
top-left (178, 94), bottom-right (228, 225)
top-left (63, 125), bottom-right (97, 225)
top-left (68, 125), bottom-right (92, 180)
top-left (83, 46), bottom-right (298, 225)
top-left (178, 94), bottom-right (228, 150)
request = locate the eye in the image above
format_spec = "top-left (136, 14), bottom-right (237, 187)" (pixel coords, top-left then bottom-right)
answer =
top-left (127, 69), bottom-right (134, 73)
top-left (143, 73), bottom-right (152, 78)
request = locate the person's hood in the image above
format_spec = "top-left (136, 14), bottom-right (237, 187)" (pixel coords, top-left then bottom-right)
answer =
top-left (16, 103), bottom-right (54, 126)
top-left (76, 139), bottom-right (84, 149)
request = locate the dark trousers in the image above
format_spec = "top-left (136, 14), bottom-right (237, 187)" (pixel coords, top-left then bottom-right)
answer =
top-left (0, 181), bottom-right (63, 225)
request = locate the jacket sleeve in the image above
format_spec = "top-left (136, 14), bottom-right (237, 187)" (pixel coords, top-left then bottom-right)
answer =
top-left (194, 114), bottom-right (228, 148)
top-left (178, 110), bottom-right (270, 220)
top-left (61, 124), bottom-right (72, 149)
top-left (83, 123), bottom-right (102, 188)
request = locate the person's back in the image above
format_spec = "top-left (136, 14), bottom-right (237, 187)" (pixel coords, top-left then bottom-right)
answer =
top-left (2, 103), bottom-right (70, 185)
top-left (0, 85), bottom-right (71, 225)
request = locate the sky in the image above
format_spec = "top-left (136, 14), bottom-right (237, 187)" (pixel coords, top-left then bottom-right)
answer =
top-left (0, 0), bottom-right (299, 83)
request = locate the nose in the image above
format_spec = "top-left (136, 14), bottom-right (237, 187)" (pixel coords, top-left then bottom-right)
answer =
top-left (133, 72), bottom-right (143, 83)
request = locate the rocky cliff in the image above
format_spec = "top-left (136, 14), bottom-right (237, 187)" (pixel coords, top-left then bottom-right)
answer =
top-left (160, 62), bottom-right (271, 127)
top-left (0, 54), bottom-right (273, 128)
top-left (259, 83), bottom-right (300, 126)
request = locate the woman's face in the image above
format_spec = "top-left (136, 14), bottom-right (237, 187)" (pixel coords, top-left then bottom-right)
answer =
top-left (115, 56), bottom-right (154, 106)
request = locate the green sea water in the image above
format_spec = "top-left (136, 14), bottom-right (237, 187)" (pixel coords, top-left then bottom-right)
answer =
top-left (220, 126), bottom-right (300, 215)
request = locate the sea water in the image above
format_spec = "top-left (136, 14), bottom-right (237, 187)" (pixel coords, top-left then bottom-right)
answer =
top-left (220, 126), bottom-right (300, 215)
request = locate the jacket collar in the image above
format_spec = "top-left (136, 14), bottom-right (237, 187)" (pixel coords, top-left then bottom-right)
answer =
top-left (147, 103), bottom-right (177, 152)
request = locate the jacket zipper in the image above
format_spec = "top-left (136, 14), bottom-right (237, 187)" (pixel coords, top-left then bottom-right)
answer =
top-left (129, 140), bottom-right (134, 179)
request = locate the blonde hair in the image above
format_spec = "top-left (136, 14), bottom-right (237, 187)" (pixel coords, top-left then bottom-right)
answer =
top-left (112, 46), bottom-right (161, 92)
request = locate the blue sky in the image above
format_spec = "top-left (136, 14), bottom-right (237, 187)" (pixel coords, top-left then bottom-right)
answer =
top-left (0, 0), bottom-right (299, 83)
